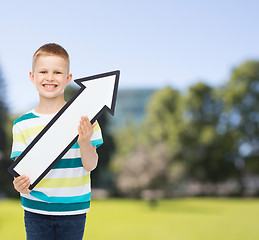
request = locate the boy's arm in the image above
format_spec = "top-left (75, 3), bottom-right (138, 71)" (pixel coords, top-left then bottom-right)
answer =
top-left (78, 116), bottom-right (99, 172)
top-left (13, 157), bottom-right (31, 194)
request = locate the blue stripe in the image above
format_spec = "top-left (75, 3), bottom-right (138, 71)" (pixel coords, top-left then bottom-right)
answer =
top-left (71, 139), bottom-right (103, 149)
top-left (10, 151), bottom-right (22, 160)
top-left (30, 191), bottom-right (91, 203)
top-left (14, 112), bottom-right (39, 125)
top-left (92, 139), bottom-right (103, 148)
top-left (52, 158), bottom-right (83, 169)
top-left (71, 141), bottom-right (80, 149)
top-left (21, 196), bottom-right (90, 212)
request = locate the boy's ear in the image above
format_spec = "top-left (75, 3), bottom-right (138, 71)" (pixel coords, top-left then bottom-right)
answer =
top-left (29, 72), bottom-right (35, 84)
top-left (66, 73), bottom-right (72, 86)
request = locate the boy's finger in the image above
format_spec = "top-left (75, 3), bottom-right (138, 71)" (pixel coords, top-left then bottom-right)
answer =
top-left (83, 116), bottom-right (91, 124)
top-left (81, 116), bottom-right (88, 121)
top-left (24, 182), bottom-right (31, 190)
top-left (78, 125), bottom-right (82, 134)
top-left (13, 175), bottom-right (25, 184)
top-left (79, 119), bottom-right (87, 129)
top-left (92, 121), bottom-right (98, 128)
top-left (18, 178), bottom-right (30, 188)
top-left (80, 120), bottom-right (87, 129)
top-left (82, 116), bottom-right (97, 128)
top-left (20, 181), bottom-right (30, 191)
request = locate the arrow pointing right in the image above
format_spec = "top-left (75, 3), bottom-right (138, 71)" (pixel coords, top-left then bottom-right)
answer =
top-left (8, 70), bottom-right (120, 189)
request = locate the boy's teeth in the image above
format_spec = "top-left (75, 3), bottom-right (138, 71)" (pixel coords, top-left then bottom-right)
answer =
top-left (44, 85), bottom-right (56, 88)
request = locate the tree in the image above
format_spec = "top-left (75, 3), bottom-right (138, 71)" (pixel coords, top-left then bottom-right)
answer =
top-left (0, 65), bottom-right (15, 197)
top-left (144, 86), bottom-right (183, 151)
top-left (177, 83), bottom-right (237, 183)
top-left (111, 87), bottom-right (186, 197)
top-left (223, 61), bottom-right (259, 178)
top-left (115, 143), bottom-right (171, 198)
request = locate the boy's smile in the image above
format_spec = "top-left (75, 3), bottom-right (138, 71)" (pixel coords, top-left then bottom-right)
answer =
top-left (29, 55), bottom-right (72, 100)
top-left (42, 83), bottom-right (59, 91)
top-left (43, 84), bottom-right (58, 89)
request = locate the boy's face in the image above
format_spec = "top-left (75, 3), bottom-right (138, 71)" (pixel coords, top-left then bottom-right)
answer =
top-left (29, 55), bottom-right (72, 101)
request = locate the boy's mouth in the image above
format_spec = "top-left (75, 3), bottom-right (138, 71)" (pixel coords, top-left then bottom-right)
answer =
top-left (42, 84), bottom-right (58, 89)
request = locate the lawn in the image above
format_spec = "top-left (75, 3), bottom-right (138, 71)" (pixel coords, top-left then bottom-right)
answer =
top-left (0, 198), bottom-right (258, 240)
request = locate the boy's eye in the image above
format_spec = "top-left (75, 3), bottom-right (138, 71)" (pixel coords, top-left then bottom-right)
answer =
top-left (40, 71), bottom-right (47, 74)
top-left (55, 72), bottom-right (62, 74)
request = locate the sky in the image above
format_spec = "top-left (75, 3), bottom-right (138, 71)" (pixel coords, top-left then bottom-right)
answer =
top-left (0, 0), bottom-right (259, 114)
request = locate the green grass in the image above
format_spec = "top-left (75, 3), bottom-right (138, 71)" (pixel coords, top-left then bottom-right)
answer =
top-left (0, 198), bottom-right (259, 240)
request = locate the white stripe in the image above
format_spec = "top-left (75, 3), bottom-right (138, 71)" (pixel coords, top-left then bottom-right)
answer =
top-left (25, 135), bottom-right (37, 145)
top-left (63, 148), bottom-right (81, 158)
top-left (13, 126), bottom-right (24, 135)
top-left (35, 183), bottom-right (91, 197)
top-left (12, 142), bottom-right (26, 150)
top-left (15, 118), bottom-right (46, 130)
top-left (91, 129), bottom-right (102, 141)
top-left (22, 206), bottom-right (89, 216)
top-left (13, 125), bottom-right (23, 134)
top-left (43, 167), bottom-right (90, 179)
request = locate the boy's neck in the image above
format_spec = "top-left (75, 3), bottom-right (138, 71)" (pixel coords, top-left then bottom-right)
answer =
top-left (34, 97), bottom-right (67, 114)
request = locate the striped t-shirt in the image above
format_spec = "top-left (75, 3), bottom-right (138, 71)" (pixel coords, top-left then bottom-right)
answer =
top-left (10, 109), bottom-right (103, 215)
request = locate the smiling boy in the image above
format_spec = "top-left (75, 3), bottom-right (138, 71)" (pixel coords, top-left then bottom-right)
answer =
top-left (11, 43), bottom-right (103, 240)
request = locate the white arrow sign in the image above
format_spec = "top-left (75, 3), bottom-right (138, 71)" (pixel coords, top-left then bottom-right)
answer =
top-left (8, 70), bottom-right (120, 189)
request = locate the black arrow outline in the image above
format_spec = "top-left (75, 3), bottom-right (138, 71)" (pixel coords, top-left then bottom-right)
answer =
top-left (8, 70), bottom-right (120, 190)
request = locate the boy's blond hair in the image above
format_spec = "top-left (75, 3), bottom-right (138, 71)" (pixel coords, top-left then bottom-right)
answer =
top-left (32, 43), bottom-right (70, 72)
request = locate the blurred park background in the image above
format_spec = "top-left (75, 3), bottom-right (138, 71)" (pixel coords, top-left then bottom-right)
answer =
top-left (1, 1), bottom-right (259, 239)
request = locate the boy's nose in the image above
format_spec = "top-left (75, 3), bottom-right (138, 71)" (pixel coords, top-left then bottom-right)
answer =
top-left (47, 73), bottom-right (55, 81)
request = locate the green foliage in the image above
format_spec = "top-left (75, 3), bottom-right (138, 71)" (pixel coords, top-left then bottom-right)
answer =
top-left (178, 83), bottom-right (237, 182)
top-left (64, 84), bottom-right (78, 102)
top-left (92, 112), bottom-right (115, 188)
top-left (145, 86), bottom-right (183, 149)
top-left (221, 61), bottom-right (259, 178)
top-left (0, 67), bottom-right (7, 153)
top-left (112, 60), bottom-right (259, 196)
top-left (223, 61), bottom-right (259, 153)
top-left (225, 61), bottom-right (259, 108)
top-left (0, 66), bottom-right (15, 197)
top-left (111, 87), bottom-right (185, 196)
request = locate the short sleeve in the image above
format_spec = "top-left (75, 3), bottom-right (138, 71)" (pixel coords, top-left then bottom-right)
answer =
top-left (90, 121), bottom-right (103, 148)
top-left (10, 123), bottom-right (27, 160)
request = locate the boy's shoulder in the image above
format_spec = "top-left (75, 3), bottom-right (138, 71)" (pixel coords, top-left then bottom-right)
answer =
top-left (13, 110), bottom-right (39, 126)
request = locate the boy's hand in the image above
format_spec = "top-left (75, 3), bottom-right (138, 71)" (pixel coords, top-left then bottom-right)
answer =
top-left (13, 175), bottom-right (31, 194)
top-left (78, 116), bottom-right (97, 147)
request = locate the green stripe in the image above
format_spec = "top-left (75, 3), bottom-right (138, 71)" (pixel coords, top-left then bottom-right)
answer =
top-left (14, 112), bottom-right (39, 125)
top-left (35, 174), bottom-right (90, 188)
top-left (93, 124), bottom-right (101, 131)
top-left (21, 196), bottom-right (90, 212)
top-left (13, 133), bottom-right (26, 144)
top-left (22, 125), bottom-right (46, 140)
top-left (53, 158), bottom-right (83, 169)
